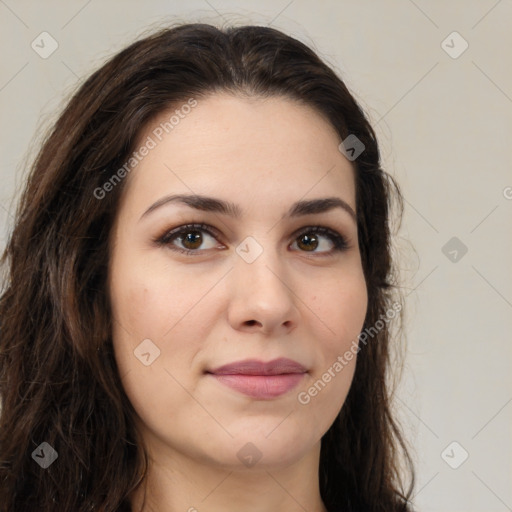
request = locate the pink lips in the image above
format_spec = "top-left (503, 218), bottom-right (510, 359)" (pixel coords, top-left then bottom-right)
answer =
top-left (207, 358), bottom-right (307, 399)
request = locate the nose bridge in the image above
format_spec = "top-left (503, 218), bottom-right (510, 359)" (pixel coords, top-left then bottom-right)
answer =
top-left (235, 234), bottom-right (289, 296)
top-left (227, 233), bottom-right (299, 333)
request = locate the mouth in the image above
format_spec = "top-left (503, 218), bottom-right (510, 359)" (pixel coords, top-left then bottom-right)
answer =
top-left (206, 358), bottom-right (307, 399)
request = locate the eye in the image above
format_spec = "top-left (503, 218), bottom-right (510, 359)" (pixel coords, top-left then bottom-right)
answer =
top-left (154, 223), bottom-right (223, 256)
top-left (154, 223), bottom-right (350, 257)
top-left (290, 226), bottom-right (349, 255)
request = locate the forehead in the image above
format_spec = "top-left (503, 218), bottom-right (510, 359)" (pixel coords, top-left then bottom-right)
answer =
top-left (120, 93), bottom-right (356, 218)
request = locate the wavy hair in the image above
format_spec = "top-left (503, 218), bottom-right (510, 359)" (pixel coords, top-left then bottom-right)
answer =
top-left (0, 23), bottom-right (414, 511)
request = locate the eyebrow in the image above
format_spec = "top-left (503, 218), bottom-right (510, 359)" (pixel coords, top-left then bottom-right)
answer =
top-left (140, 194), bottom-right (357, 223)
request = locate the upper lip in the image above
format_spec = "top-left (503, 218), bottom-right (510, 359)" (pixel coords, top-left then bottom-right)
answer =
top-left (208, 358), bottom-right (307, 375)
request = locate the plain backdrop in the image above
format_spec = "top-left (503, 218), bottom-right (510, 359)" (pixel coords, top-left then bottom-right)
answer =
top-left (1, 1), bottom-right (511, 511)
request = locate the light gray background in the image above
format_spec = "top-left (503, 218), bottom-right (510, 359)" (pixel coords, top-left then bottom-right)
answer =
top-left (1, 1), bottom-right (511, 511)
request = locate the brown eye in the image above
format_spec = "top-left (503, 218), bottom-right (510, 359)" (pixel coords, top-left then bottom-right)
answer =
top-left (156, 223), bottom-right (222, 256)
top-left (155, 223), bottom-right (349, 257)
top-left (291, 226), bottom-right (349, 255)
top-left (180, 230), bottom-right (203, 250)
top-left (296, 233), bottom-right (319, 252)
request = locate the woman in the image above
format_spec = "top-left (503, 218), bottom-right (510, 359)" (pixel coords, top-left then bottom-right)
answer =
top-left (0, 23), bottom-right (414, 512)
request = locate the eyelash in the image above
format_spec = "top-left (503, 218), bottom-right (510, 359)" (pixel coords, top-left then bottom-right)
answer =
top-left (154, 223), bottom-right (350, 257)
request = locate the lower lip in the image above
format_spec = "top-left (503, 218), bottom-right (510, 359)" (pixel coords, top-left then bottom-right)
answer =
top-left (210, 373), bottom-right (305, 399)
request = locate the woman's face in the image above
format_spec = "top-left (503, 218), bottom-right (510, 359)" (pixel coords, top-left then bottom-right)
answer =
top-left (108, 93), bottom-right (368, 470)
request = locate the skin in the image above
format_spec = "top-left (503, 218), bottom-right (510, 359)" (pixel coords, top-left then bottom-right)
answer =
top-left (108, 93), bottom-right (368, 512)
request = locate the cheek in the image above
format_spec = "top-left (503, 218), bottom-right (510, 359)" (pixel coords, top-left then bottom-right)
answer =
top-left (108, 265), bottom-right (206, 428)
top-left (109, 253), bottom-right (211, 342)
top-left (312, 269), bottom-right (368, 350)
top-left (298, 270), bottom-right (367, 416)
top-left (108, 254), bottom-right (222, 393)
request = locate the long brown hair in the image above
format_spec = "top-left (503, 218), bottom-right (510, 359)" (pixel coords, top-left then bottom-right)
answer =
top-left (0, 23), bottom-right (414, 511)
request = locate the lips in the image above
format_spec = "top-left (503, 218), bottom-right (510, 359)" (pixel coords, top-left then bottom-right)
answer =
top-left (209, 357), bottom-right (307, 376)
top-left (207, 358), bottom-right (307, 399)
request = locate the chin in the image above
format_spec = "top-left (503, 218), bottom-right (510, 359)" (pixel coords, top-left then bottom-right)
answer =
top-left (203, 425), bottom-right (318, 471)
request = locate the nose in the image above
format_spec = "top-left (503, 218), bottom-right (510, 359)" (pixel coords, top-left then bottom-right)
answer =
top-left (226, 246), bottom-right (300, 336)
